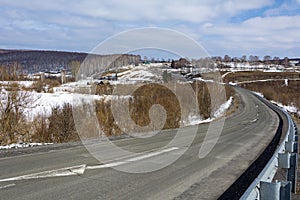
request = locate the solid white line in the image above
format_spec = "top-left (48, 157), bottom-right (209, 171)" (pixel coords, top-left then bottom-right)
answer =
top-left (126, 147), bottom-right (179, 162)
top-left (0, 183), bottom-right (16, 189)
top-left (0, 164), bottom-right (86, 183)
top-left (0, 147), bottom-right (180, 182)
top-left (86, 147), bottom-right (179, 170)
top-left (86, 161), bottom-right (127, 170)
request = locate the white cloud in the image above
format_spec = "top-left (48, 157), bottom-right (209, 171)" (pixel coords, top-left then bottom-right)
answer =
top-left (264, 1), bottom-right (300, 16)
top-left (0, 0), bottom-right (273, 23)
top-left (200, 15), bottom-right (300, 56)
top-left (1, 0), bottom-right (299, 57)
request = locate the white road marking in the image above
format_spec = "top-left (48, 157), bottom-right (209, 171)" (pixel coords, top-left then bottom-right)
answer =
top-left (86, 161), bottom-right (127, 169)
top-left (0, 164), bottom-right (86, 182)
top-left (86, 147), bottom-right (179, 170)
top-left (0, 147), bottom-right (179, 182)
top-left (126, 147), bottom-right (179, 162)
top-left (0, 183), bottom-right (16, 189)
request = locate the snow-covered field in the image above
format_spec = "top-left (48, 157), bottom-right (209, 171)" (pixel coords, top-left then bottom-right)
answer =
top-left (219, 62), bottom-right (300, 76)
top-left (219, 62), bottom-right (295, 71)
top-left (27, 92), bottom-right (103, 119)
top-left (0, 81), bottom-right (34, 88)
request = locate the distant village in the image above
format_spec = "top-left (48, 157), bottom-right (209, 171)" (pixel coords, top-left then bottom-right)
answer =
top-left (0, 49), bottom-right (300, 84)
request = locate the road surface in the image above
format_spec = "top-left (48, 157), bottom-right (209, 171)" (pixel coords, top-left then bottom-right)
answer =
top-left (0, 87), bottom-right (281, 199)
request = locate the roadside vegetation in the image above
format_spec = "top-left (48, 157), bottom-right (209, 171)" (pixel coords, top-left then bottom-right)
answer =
top-left (95, 82), bottom-right (235, 137)
top-left (223, 71), bottom-right (300, 120)
top-left (223, 71), bottom-right (300, 83)
top-left (241, 80), bottom-right (300, 119)
top-left (0, 81), bottom-right (235, 144)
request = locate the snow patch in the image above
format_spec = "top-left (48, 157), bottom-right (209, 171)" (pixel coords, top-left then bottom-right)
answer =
top-left (214, 96), bottom-right (233, 118)
top-left (284, 79), bottom-right (288, 86)
top-left (0, 143), bottom-right (53, 150)
top-left (118, 69), bottom-right (159, 82)
top-left (271, 101), bottom-right (300, 117)
top-left (27, 92), bottom-right (103, 119)
top-left (182, 97), bottom-right (233, 126)
top-left (228, 81), bottom-right (238, 86)
top-left (0, 81), bottom-right (34, 88)
top-left (253, 91), bottom-right (264, 98)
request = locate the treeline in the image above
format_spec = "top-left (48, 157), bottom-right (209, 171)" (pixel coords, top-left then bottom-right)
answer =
top-left (211, 55), bottom-right (299, 67)
top-left (0, 50), bottom-right (141, 75)
top-left (0, 50), bottom-right (86, 73)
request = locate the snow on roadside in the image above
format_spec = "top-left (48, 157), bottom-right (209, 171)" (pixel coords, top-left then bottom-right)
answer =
top-left (181, 115), bottom-right (213, 126)
top-left (270, 100), bottom-right (300, 117)
top-left (0, 142), bottom-right (53, 150)
top-left (229, 78), bottom-right (300, 85)
top-left (252, 91), bottom-right (264, 98)
top-left (182, 96), bottom-right (233, 126)
top-left (251, 91), bottom-right (299, 117)
top-left (214, 96), bottom-right (233, 118)
top-left (221, 71), bottom-right (234, 78)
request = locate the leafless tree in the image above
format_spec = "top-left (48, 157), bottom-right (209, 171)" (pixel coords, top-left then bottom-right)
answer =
top-left (273, 56), bottom-right (280, 66)
top-left (0, 83), bottom-right (34, 144)
top-left (284, 57), bottom-right (290, 68)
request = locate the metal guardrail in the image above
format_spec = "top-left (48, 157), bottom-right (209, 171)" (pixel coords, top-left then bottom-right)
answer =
top-left (240, 108), bottom-right (298, 200)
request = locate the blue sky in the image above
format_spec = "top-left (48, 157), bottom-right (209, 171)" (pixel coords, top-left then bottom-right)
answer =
top-left (0, 0), bottom-right (299, 59)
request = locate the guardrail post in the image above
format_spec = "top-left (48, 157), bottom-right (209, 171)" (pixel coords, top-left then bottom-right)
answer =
top-left (287, 153), bottom-right (297, 193)
top-left (278, 152), bottom-right (290, 169)
top-left (260, 181), bottom-right (280, 200)
top-left (294, 142), bottom-right (298, 154)
top-left (288, 131), bottom-right (295, 142)
top-left (260, 181), bottom-right (292, 200)
top-left (238, 106), bottom-right (298, 199)
top-left (280, 181), bottom-right (291, 200)
top-left (285, 141), bottom-right (295, 153)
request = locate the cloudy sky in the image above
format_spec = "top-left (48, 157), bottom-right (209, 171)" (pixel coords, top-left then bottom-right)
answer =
top-left (0, 0), bottom-right (299, 58)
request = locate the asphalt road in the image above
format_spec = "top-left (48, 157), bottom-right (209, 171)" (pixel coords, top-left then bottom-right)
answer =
top-left (0, 87), bottom-right (281, 200)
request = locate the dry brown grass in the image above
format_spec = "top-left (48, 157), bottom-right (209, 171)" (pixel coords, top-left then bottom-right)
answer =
top-left (241, 80), bottom-right (300, 121)
top-left (129, 83), bottom-right (181, 129)
top-left (241, 80), bottom-right (300, 108)
top-left (95, 81), bottom-right (236, 136)
top-left (93, 83), bottom-right (114, 95)
top-left (224, 71), bottom-right (300, 83)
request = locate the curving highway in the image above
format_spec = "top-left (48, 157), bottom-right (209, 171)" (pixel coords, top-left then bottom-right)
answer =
top-left (0, 87), bottom-right (284, 199)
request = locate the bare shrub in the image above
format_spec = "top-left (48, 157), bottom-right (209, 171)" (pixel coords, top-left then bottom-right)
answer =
top-left (94, 82), bottom-right (114, 95)
top-left (31, 114), bottom-right (51, 142)
top-left (47, 103), bottom-right (78, 143)
top-left (96, 99), bottom-right (122, 136)
top-left (0, 83), bottom-right (33, 145)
